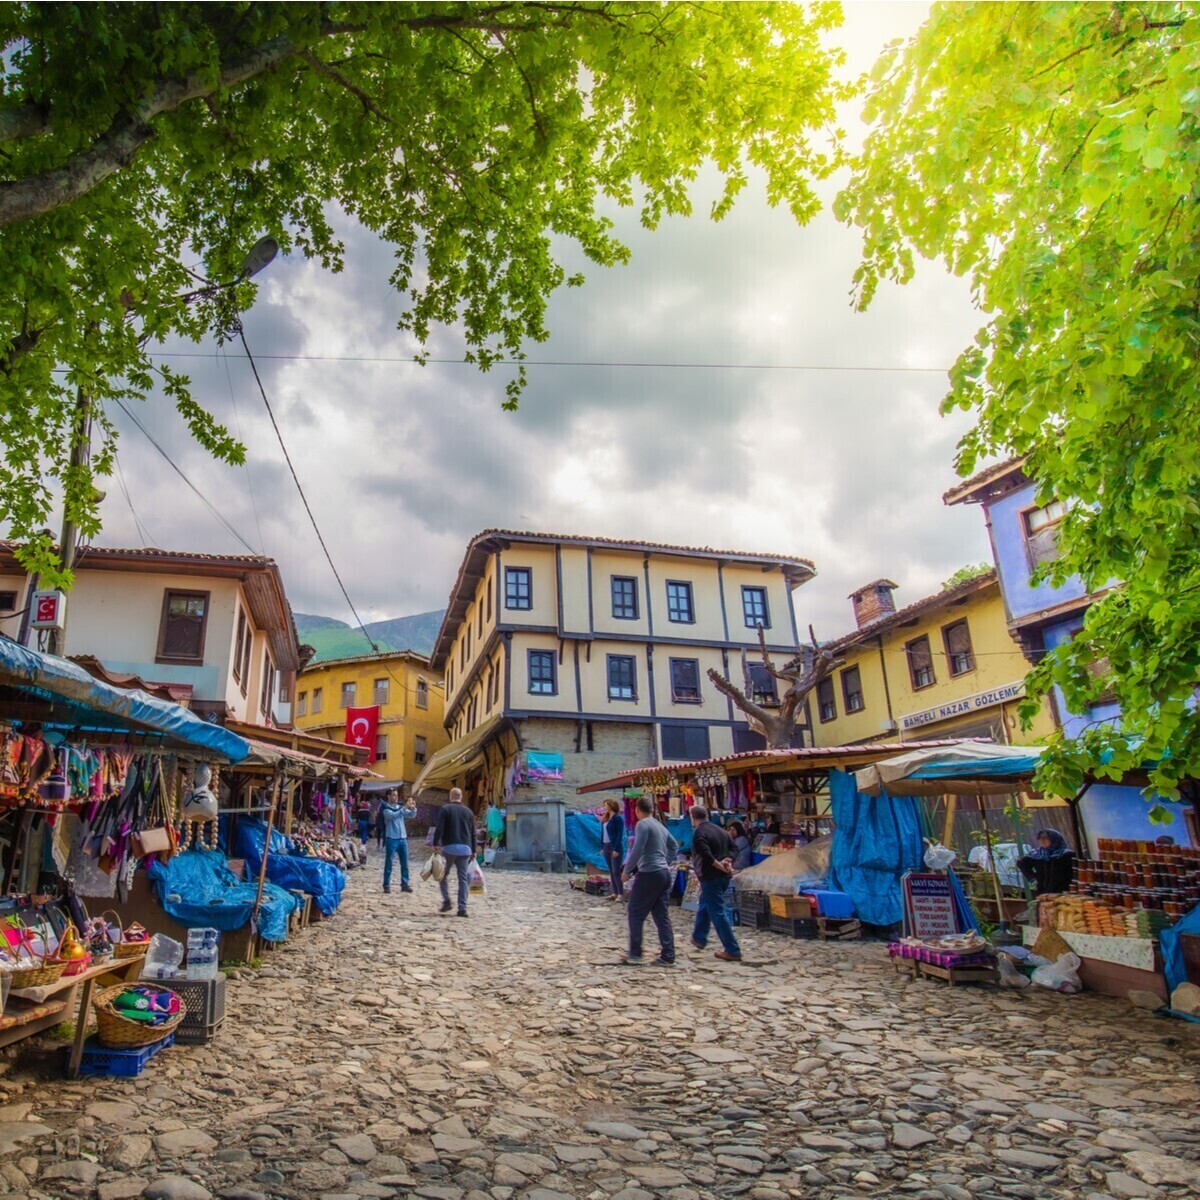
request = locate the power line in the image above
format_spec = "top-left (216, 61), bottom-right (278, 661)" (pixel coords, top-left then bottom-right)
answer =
top-left (219, 344), bottom-right (266, 554)
top-left (112, 448), bottom-right (153, 547)
top-left (111, 397), bottom-right (260, 556)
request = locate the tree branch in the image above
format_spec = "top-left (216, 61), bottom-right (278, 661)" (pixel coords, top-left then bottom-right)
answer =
top-left (707, 668), bottom-right (773, 731)
top-left (299, 50), bottom-right (391, 122)
top-left (0, 102), bottom-right (50, 143)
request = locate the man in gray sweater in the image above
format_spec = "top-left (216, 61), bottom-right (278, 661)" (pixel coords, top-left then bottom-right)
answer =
top-left (620, 795), bottom-right (679, 965)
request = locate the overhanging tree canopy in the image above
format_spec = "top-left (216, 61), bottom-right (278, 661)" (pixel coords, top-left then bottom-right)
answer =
top-left (0, 1), bottom-right (850, 584)
top-left (837, 1), bottom-right (1200, 809)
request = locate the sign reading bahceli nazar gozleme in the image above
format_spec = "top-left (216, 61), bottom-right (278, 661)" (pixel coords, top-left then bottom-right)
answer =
top-left (898, 681), bottom-right (1025, 733)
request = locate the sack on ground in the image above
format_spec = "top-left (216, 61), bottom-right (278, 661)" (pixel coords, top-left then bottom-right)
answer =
top-left (1030, 951), bottom-right (1082, 993)
top-left (467, 859), bottom-right (486, 894)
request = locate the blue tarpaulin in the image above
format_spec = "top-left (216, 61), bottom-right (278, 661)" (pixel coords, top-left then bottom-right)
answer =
top-left (828, 768), bottom-right (925, 927)
top-left (234, 818), bottom-right (347, 915)
top-left (1161, 901), bottom-right (1200, 995)
top-left (565, 812), bottom-right (693, 871)
top-left (145, 848), bottom-right (298, 942)
top-left (0, 637), bottom-right (249, 762)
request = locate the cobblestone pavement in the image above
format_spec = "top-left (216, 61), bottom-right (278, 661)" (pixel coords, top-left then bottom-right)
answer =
top-left (2, 857), bottom-right (1199, 1200)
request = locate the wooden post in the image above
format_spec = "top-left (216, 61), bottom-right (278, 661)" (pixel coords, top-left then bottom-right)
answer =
top-left (252, 773), bottom-right (282, 922)
top-left (978, 798), bottom-right (1009, 931)
top-left (941, 795), bottom-right (957, 848)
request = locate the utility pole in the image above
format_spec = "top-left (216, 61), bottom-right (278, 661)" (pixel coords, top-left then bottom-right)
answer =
top-left (47, 385), bottom-right (92, 656)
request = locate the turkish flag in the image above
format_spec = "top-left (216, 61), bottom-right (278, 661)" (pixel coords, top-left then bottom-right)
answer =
top-left (344, 706), bottom-right (380, 762)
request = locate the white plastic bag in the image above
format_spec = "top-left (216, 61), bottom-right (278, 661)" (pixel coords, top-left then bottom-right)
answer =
top-left (420, 850), bottom-right (446, 882)
top-left (1031, 951), bottom-right (1082, 993)
top-left (143, 933), bottom-right (185, 979)
top-left (924, 842), bottom-right (957, 871)
top-left (997, 952), bottom-right (1030, 989)
top-left (467, 859), bottom-right (486, 894)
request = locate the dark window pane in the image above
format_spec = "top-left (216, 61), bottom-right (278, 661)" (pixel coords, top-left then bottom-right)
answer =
top-left (817, 677), bottom-right (836, 722)
top-left (747, 662), bottom-right (778, 704)
top-left (841, 666), bottom-right (864, 713)
top-left (733, 726), bottom-right (767, 753)
top-left (607, 655), bottom-right (636, 700)
top-left (742, 586), bottom-right (770, 629)
top-left (505, 567), bottom-right (532, 610)
top-left (529, 650), bottom-right (556, 695)
top-left (943, 620), bottom-right (974, 676)
top-left (670, 658), bottom-right (700, 702)
top-left (666, 581), bottom-right (694, 623)
top-left (161, 593), bottom-right (207, 658)
top-left (611, 575), bottom-right (638, 620)
top-left (661, 724), bottom-right (711, 761)
top-left (907, 636), bottom-right (935, 689)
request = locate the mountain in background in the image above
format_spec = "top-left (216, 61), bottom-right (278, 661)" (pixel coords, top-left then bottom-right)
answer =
top-left (294, 610), bottom-right (445, 663)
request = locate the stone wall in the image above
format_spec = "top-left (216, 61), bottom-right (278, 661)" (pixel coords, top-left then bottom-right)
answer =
top-left (515, 716), bottom-right (655, 809)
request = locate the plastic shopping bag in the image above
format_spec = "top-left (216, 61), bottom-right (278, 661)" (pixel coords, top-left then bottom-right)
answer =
top-left (1030, 951), bottom-right (1083, 993)
top-left (421, 850), bottom-right (447, 883)
top-left (467, 859), bottom-right (486, 895)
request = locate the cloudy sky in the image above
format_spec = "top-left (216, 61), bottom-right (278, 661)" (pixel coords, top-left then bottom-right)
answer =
top-left (99, 1), bottom-right (993, 641)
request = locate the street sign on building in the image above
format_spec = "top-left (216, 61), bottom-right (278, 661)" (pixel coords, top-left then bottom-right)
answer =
top-left (897, 680), bottom-right (1025, 734)
top-left (30, 589), bottom-right (67, 632)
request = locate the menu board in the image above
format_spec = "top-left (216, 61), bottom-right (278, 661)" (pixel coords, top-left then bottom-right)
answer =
top-left (903, 873), bottom-right (958, 938)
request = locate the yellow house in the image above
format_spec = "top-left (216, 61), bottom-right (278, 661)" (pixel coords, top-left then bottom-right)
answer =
top-left (294, 650), bottom-right (448, 789)
top-left (420, 529), bottom-right (814, 809)
top-left (810, 570), bottom-right (1058, 749)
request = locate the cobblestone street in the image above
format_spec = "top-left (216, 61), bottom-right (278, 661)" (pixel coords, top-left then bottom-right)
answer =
top-left (3, 859), bottom-right (1199, 1200)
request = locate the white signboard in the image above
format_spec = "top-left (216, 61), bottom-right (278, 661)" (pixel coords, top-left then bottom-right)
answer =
top-left (898, 680), bottom-right (1025, 733)
top-left (30, 589), bottom-right (66, 631)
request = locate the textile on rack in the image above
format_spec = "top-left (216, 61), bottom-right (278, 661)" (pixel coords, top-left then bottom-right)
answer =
top-left (145, 848), bottom-right (298, 942)
top-left (827, 768), bottom-right (924, 927)
top-left (234, 818), bottom-right (347, 915)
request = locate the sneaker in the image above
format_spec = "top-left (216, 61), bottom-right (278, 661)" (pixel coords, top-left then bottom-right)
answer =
top-left (619, 953), bottom-right (644, 966)
top-left (651, 956), bottom-right (675, 967)
top-left (457, 910), bottom-right (468, 918)
top-left (401, 885), bottom-right (414, 894)
top-left (439, 902), bottom-right (452, 913)
top-left (714, 950), bottom-right (743, 962)
top-left (383, 887), bottom-right (391, 894)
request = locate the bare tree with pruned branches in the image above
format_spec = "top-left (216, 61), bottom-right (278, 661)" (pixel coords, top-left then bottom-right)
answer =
top-left (707, 626), bottom-right (841, 751)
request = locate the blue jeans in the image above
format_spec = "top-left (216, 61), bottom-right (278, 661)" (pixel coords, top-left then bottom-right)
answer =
top-left (383, 838), bottom-right (410, 890)
top-left (440, 853), bottom-right (471, 913)
top-left (692, 874), bottom-right (741, 957)
top-left (357, 817), bottom-right (371, 845)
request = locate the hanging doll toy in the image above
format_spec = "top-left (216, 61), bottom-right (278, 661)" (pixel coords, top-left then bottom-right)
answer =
top-left (178, 763), bottom-right (221, 851)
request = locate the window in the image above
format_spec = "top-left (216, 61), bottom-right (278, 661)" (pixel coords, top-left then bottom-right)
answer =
top-left (374, 733), bottom-right (388, 762)
top-left (505, 566), bottom-right (532, 610)
top-left (373, 677), bottom-right (389, 705)
top-left (841, 666), bottom-right (864, 714)
top-left (528, 650), bottom-right (556, 695)
top-left (296, 691), bottom-right (307, 717)
top-left (232, 609), bottom-right (248, 688)
top-left (416, 678), bottom-right (429, 709)
top-left (661, 724), bottom-right (711, 760)
top-left (312, 687), bottom-right (323, 714)
top-left (414, 734), bottom-right (428, 765)
top-left (906, 635), bottom-right (936, 690)
top-left (278, 679), bottom-right (290, 703)
top-left (742, 585), bottom-right (770, 629)
top-left (607, 654), bottom-right (637, 701)
top-left (341, 681), bottom-right (356, 708)
top-left (747, 662), bottom-right (778, 705)
top-left (817, 677), bottom-right (837, 723)
top-left (611, 575), bottom-right (639, 620)
top-left (486, 577), bottom-right (493, 619)
top-left (157, 590), bottom-right (209, 662)
top-left (1024, 499), bottom-right (1067, 566)
top-left (477, 597), bottom-right (484, 637)
top-left (260, 653), bottom-right (276, 714)
top-left (0, 591), bottom-right (16, 610)
top-left (670, 657), bottom-right (701, 703)
top-left (666, 580), bottom-right (694, 624)
top-left (942, 620), bottom-right (975, 676)
top-left (733, 726), bottom-right (767, 753)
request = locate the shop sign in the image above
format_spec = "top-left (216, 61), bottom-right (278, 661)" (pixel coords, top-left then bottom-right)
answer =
top-left (30, 589), bottom-right (66, 631)
top-left (898, 680), bottom-right (1025, 733)
top-left (525, 751), bottom-right (563, 781)
top-left (903, 873), bottom-right (958, 938)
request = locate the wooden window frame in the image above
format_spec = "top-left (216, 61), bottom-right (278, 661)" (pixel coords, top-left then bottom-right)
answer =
top-left (661, 723), bottom-right (711, 761)
top-left (906, 634), bottom-right (936, 691)
top-left (0, 590), bottom-right (17, 611)
top-left (741, 585), bottom-right (770, 630)
top-left (296, 690), bottom-right (307, 717)
top-left (1021, 499), bottom-right (1067, 569)
top-left (373, 677), bottom-right (389, 706)
top-left (841, 665), bottom-right (864, 714)
top-left (816, 676), bottom-right (837, 723)
top-left (505, 566), bottom-right (533, 611)
top-left (312, 686), bottom-right (323, 714)
top-left (611, 575), bottom-right (639, 620)
top-left (747, 662), bottom-right (778, 706)
top-left (669, 656), bottom-right (702, 704)
top-left (665, 579), bottom-right (695, 625)
top-left (942, 619), bottom-right (975, 677)
top-left (416, 678), bottom-right (429, 710)
top-left (607, 654), bottom-right (637, 701)
top-left (374, 733), bottom-right (388, 762)
top-left (528, 649), bottom-right (557, 696)
top-left (414, 734), bottom-right (428, 765)
top-left (340, 681), bottom-right (357, 709)
top-left (156, 589), bottom-right (211, 665)
top-left (260, 652), bottom-right (276, 716)
top-left (232, 608), bottom-right (248, 690)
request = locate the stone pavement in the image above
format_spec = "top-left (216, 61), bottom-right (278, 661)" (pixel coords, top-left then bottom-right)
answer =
top-left (2, 856), bottom-right (1199, 1200)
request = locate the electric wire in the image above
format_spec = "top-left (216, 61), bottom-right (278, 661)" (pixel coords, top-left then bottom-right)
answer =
top-left (219, 344), bottom-right (266, 555)
top-left (112, 448), bottom-right (153, 547)
top-left (111, 397), bottom-right (261, 556)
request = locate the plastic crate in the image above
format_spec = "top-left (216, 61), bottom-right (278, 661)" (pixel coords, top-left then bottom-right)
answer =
top-left (145, 975), bottom-right (225, 1031)
top-left (77, 1033), bottom-right (174, 1077)
top-left (768, 913), bottom-right (818, 938)
top-left (738, 890), bottom-right (767, 914)
top-left (174, 1017), bottom-right (224, 1046)
top-left (752, 911), bottom-right (772, 929)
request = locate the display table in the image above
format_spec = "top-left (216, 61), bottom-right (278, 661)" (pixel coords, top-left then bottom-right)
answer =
top-left (1021, 926), bottom-right (1165, 1001)
top-left (3, 954), bottom-right (146, 1077)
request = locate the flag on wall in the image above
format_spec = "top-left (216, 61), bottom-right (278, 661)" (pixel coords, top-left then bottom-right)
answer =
top-left (344, 706), bottom-right (380, 762)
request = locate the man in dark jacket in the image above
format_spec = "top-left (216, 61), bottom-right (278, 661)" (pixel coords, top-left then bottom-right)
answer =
top-left (689, 805), bottom-right (742, 961)
top-left (433, 788), bottom-right (477, 917)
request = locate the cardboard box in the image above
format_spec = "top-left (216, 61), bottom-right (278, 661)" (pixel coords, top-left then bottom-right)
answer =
top-left (769, 895), bottom-right (813, 918)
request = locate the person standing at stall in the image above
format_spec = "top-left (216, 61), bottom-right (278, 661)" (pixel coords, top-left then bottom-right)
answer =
top-left (380, 787), bottom-right (418, 894)
top-left (620, 796), bottom-right (678, 966)
top-left (600, 798), bottom-right (627, 901)
top-left (689, 805), bottom-right (742, 962)
top-left (355, 794), bottom-right (373, 849)
top-left (433, 787), bottom-right (477, 917)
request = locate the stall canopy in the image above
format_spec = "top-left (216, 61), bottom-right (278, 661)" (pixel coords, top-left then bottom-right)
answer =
top-left (854, 742), bottom-right (1043, 797)
top-left (239, 736), bottom-right (374, 779)
top-left (413, 714), bottom-right (515, 797)
top-left (0, 636), bottom-right (249, 762)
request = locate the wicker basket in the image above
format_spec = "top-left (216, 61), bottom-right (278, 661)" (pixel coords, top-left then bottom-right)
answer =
top-left (8, 960), bottom-right (67, 989)
top-left (93, 983), bottom-right (187, 1049)
top-left (101, 912), bottom-right (150, 961)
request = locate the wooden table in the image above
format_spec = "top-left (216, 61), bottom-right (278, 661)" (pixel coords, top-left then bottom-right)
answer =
top-left (4, 954), bottom-right (146, 1077)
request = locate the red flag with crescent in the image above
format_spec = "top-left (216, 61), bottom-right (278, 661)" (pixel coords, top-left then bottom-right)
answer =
top-left (344, 706), bottom-right (380, 762)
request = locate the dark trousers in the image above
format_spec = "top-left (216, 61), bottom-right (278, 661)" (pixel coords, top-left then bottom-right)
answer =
top-left (604, 845), bottom-right (624, 898)
top-left (383, 838), bottom-right (410, 890)
top-left (692, 874), bottom-right (741, 957)
top-left (627, 868), bottom-right (675, 962)
top-left (357, 817), bottom-right (370, 845)
top-left (440, 853), bottom-right (471, 913)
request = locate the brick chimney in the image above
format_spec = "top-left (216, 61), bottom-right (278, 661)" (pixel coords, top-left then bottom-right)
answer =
top-left (849, 579), bottom-right (898, 629)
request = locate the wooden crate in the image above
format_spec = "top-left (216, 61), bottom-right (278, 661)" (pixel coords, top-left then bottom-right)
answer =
top-left (769, 895), bottom-right (813, 919)
top-left (916, 960), bottom-right (998, 987)
top-left (816, 917), bottom-right (862, 941)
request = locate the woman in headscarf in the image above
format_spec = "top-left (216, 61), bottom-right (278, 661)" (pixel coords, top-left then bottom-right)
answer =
top-left (1017, 828), bottom-right (1074, 896)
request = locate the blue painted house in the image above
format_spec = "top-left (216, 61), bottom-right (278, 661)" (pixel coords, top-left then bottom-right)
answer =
top-left (944, 458), bottom-right (1193, 849)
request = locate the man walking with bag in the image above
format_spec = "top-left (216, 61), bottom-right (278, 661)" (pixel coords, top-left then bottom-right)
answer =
top-left (689, 805), bottom-right (742, 962)
top-left (380, 787), bottom-right (417, 894)
top-left (433, 787), bottom-right (477, 917)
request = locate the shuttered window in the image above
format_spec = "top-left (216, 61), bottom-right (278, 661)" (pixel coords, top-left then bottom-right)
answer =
top-left (841, 666), bottom-right (864, 713)
top-left (942, 620), bottom-right (974, 676)
top-left (817, 677), bottom-right (837, 722)
top-left (906, 635), bottom-right (935, 690)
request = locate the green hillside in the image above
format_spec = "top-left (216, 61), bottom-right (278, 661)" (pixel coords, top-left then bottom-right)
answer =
top-left (295, 609), bottom-right (444, 663)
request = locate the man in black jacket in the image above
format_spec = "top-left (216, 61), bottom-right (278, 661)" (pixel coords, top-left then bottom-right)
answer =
top-left (689, 805), bottom-right (742, 961)
top-left (433, 788), bottom-right (477, 917)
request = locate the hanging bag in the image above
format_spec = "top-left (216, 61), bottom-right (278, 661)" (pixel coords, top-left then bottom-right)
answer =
top-left (131, 762), bottom-right (172, 858)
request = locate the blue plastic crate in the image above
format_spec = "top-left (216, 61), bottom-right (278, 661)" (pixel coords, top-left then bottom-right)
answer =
top-left (77, 1032), bottom-right (175, 1077)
